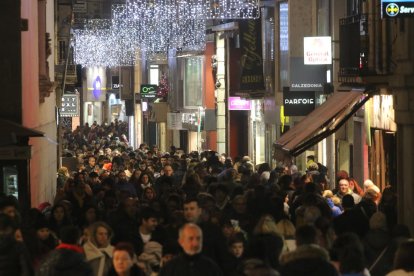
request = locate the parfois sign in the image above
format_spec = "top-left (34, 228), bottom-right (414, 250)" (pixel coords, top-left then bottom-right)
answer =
top-left (283, 88), bottom-right (315, 116)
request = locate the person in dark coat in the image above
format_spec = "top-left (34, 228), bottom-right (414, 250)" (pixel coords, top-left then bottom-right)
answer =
top-left (106, 197), bottom-right (140, 253)
top-left (37, 225), bottom-right (92, 276)
top-left (159, 223), bottom-right (223, 276)
top-left (0, 214), bottom-right (33, 276)
top-left (333, 194), bottom-right (369, 238)
top-left (279, 225), bottom-right (337, 276)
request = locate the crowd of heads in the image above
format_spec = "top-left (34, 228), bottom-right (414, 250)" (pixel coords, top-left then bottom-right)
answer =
top-left (0, 125), bottom-right (409, 275)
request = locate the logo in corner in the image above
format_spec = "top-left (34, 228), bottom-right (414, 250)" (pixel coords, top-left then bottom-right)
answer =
top-left (386, 3), bottom-right (399, 17)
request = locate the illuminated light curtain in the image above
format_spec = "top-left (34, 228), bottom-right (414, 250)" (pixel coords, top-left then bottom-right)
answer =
top-left (73, 19), bottom-right (119, 67)
top-left (111, 4), bottom-right (140, 65)
top-left (121, 1), bottom-right (207, 60)
top-left (176, 0), bottom-right (260, 19)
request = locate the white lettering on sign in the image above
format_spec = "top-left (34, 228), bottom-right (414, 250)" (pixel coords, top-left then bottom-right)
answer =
top-left (291, 83), bottom-right (323, 88)
top-left (401, 6), bottom-right (414, 13)
top-left (284, 98), bottom-right (315, 105)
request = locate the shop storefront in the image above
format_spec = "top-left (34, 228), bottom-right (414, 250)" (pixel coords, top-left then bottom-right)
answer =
top-left (366, 94), bottom-right (397, 189)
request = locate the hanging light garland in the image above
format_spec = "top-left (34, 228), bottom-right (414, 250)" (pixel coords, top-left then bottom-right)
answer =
top-left (73, 19), bottom-right (119, 67)
top-left (176, 0), bottom-right (259, 19)
top-left (73, 0), bottom-right (258, 67)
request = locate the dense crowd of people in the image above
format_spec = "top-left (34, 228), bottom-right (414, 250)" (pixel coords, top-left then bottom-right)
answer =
top-left (0, 121), bottom-right (411, 276)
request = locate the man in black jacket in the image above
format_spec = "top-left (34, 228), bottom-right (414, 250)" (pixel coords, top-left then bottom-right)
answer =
top-left (159, 223), bottom-right (222, 276)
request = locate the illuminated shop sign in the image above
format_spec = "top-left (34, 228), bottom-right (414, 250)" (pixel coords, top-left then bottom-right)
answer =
top-left (140, 84), bottom-right (158, 99)
top-left (228, 97), bottom-right (251, 110)
top-left (283, 88), bottom-right (315, 116)
top-left (382, 0), bottom-right (414, 18)
top-left (304, 36), bottom-right (332, 65)
top-left (86, 67), bottom-right (106, 102)
top-left (61, 95), bottom-right (79, 117)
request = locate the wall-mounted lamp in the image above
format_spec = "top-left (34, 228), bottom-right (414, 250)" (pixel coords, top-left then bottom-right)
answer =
top-left (215, 78), bottom-right (225, 89)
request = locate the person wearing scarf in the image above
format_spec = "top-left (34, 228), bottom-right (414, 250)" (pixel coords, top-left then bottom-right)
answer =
top-left (83, 222), bottom-right (114, 276)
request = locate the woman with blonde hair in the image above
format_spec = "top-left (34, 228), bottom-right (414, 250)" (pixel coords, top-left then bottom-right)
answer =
top-left (249, 214), bottom-right (284, 269)
top-left (83, 221), bottom-right (114, 276)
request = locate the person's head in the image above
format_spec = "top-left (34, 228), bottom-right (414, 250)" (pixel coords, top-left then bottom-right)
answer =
top-left (89, 221), bottom-right (112, 248)
top-left (51, 203), bottom-right (67, 222)
top-left (139, 173), bottom-right (151, 185)
top-left (363, 179), bottom-right (380, 193)
top-left (214, 184), bottom-right (229, 203)
top-left (117, 171), bottom-right (128, 182)
top-left (295, 225), bottom-right (318, 246)
top-left (160, 156), bottom-right (168, 167)
top-left (393, 239), bottom-right (414, 272)
top-left (35, 218), bottom-right (51, 241)
top-left (228, 235), bottom-right (245, 258)
top-left (0, 213), bottom-right (17, 238)
top-left (178, 223), bottom-right (203, 256)
top-left (88, 156), bottom-right (96, 167)
top-left (342, 194), bottom-right (355, 210)
top-left (163, 164), bottom-right (174, 177)
top-left (183, 198), bottom-right (202, 223)
top-left (121, 197), bottom-right (138, 218)
top-left (338, 178), bottom-right (350, 195)
top-left (60, 225), bottom-right (81, 244)
top-left (253, 214), bottom-right (278, 235)
top-left (113, 242), bottom-right (135, 275)
top-left (140, 207), bottom-right (159, 233)
top-left (143, 187), bottom-right (156, 201)
top-left (275, 219), bottom-right (296, 238)
top-left (232, 195), bottom-right (247, 214)
top-left (0, 197), bottom-right (18, 219)
top-left (84, 205), bottom-right (98, 224)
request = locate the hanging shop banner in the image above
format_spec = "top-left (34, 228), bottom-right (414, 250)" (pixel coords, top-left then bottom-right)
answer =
top-left (239, 19), bottom-right (265, 91)
top-left (283, 88), bottom-right (315, 116)
top-left (382, 0), bottom-right (414, 18)
top-left (290, 57), bottom-right (326, 92)
top-left (304, 36), bottom-right (332, 65)
top-left (61, 94), bottom-right (79, 117)
top-left (85, 67), bottom-right (106, 102)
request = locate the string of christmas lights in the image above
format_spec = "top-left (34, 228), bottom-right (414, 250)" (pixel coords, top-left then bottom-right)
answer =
top-left (73, 0), bottom-right (259, 67)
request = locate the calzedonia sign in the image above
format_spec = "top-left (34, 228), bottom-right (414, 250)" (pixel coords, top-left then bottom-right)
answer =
top-left (283, 88), bottom-right (315, 116)
top-left (382, 0), bottom-right (414, 18)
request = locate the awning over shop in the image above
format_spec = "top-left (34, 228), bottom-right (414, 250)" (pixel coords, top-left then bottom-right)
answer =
top-left (0, 119), bottom-right (44, 146)
top-left (274, 89), bottom-right (372, 157)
